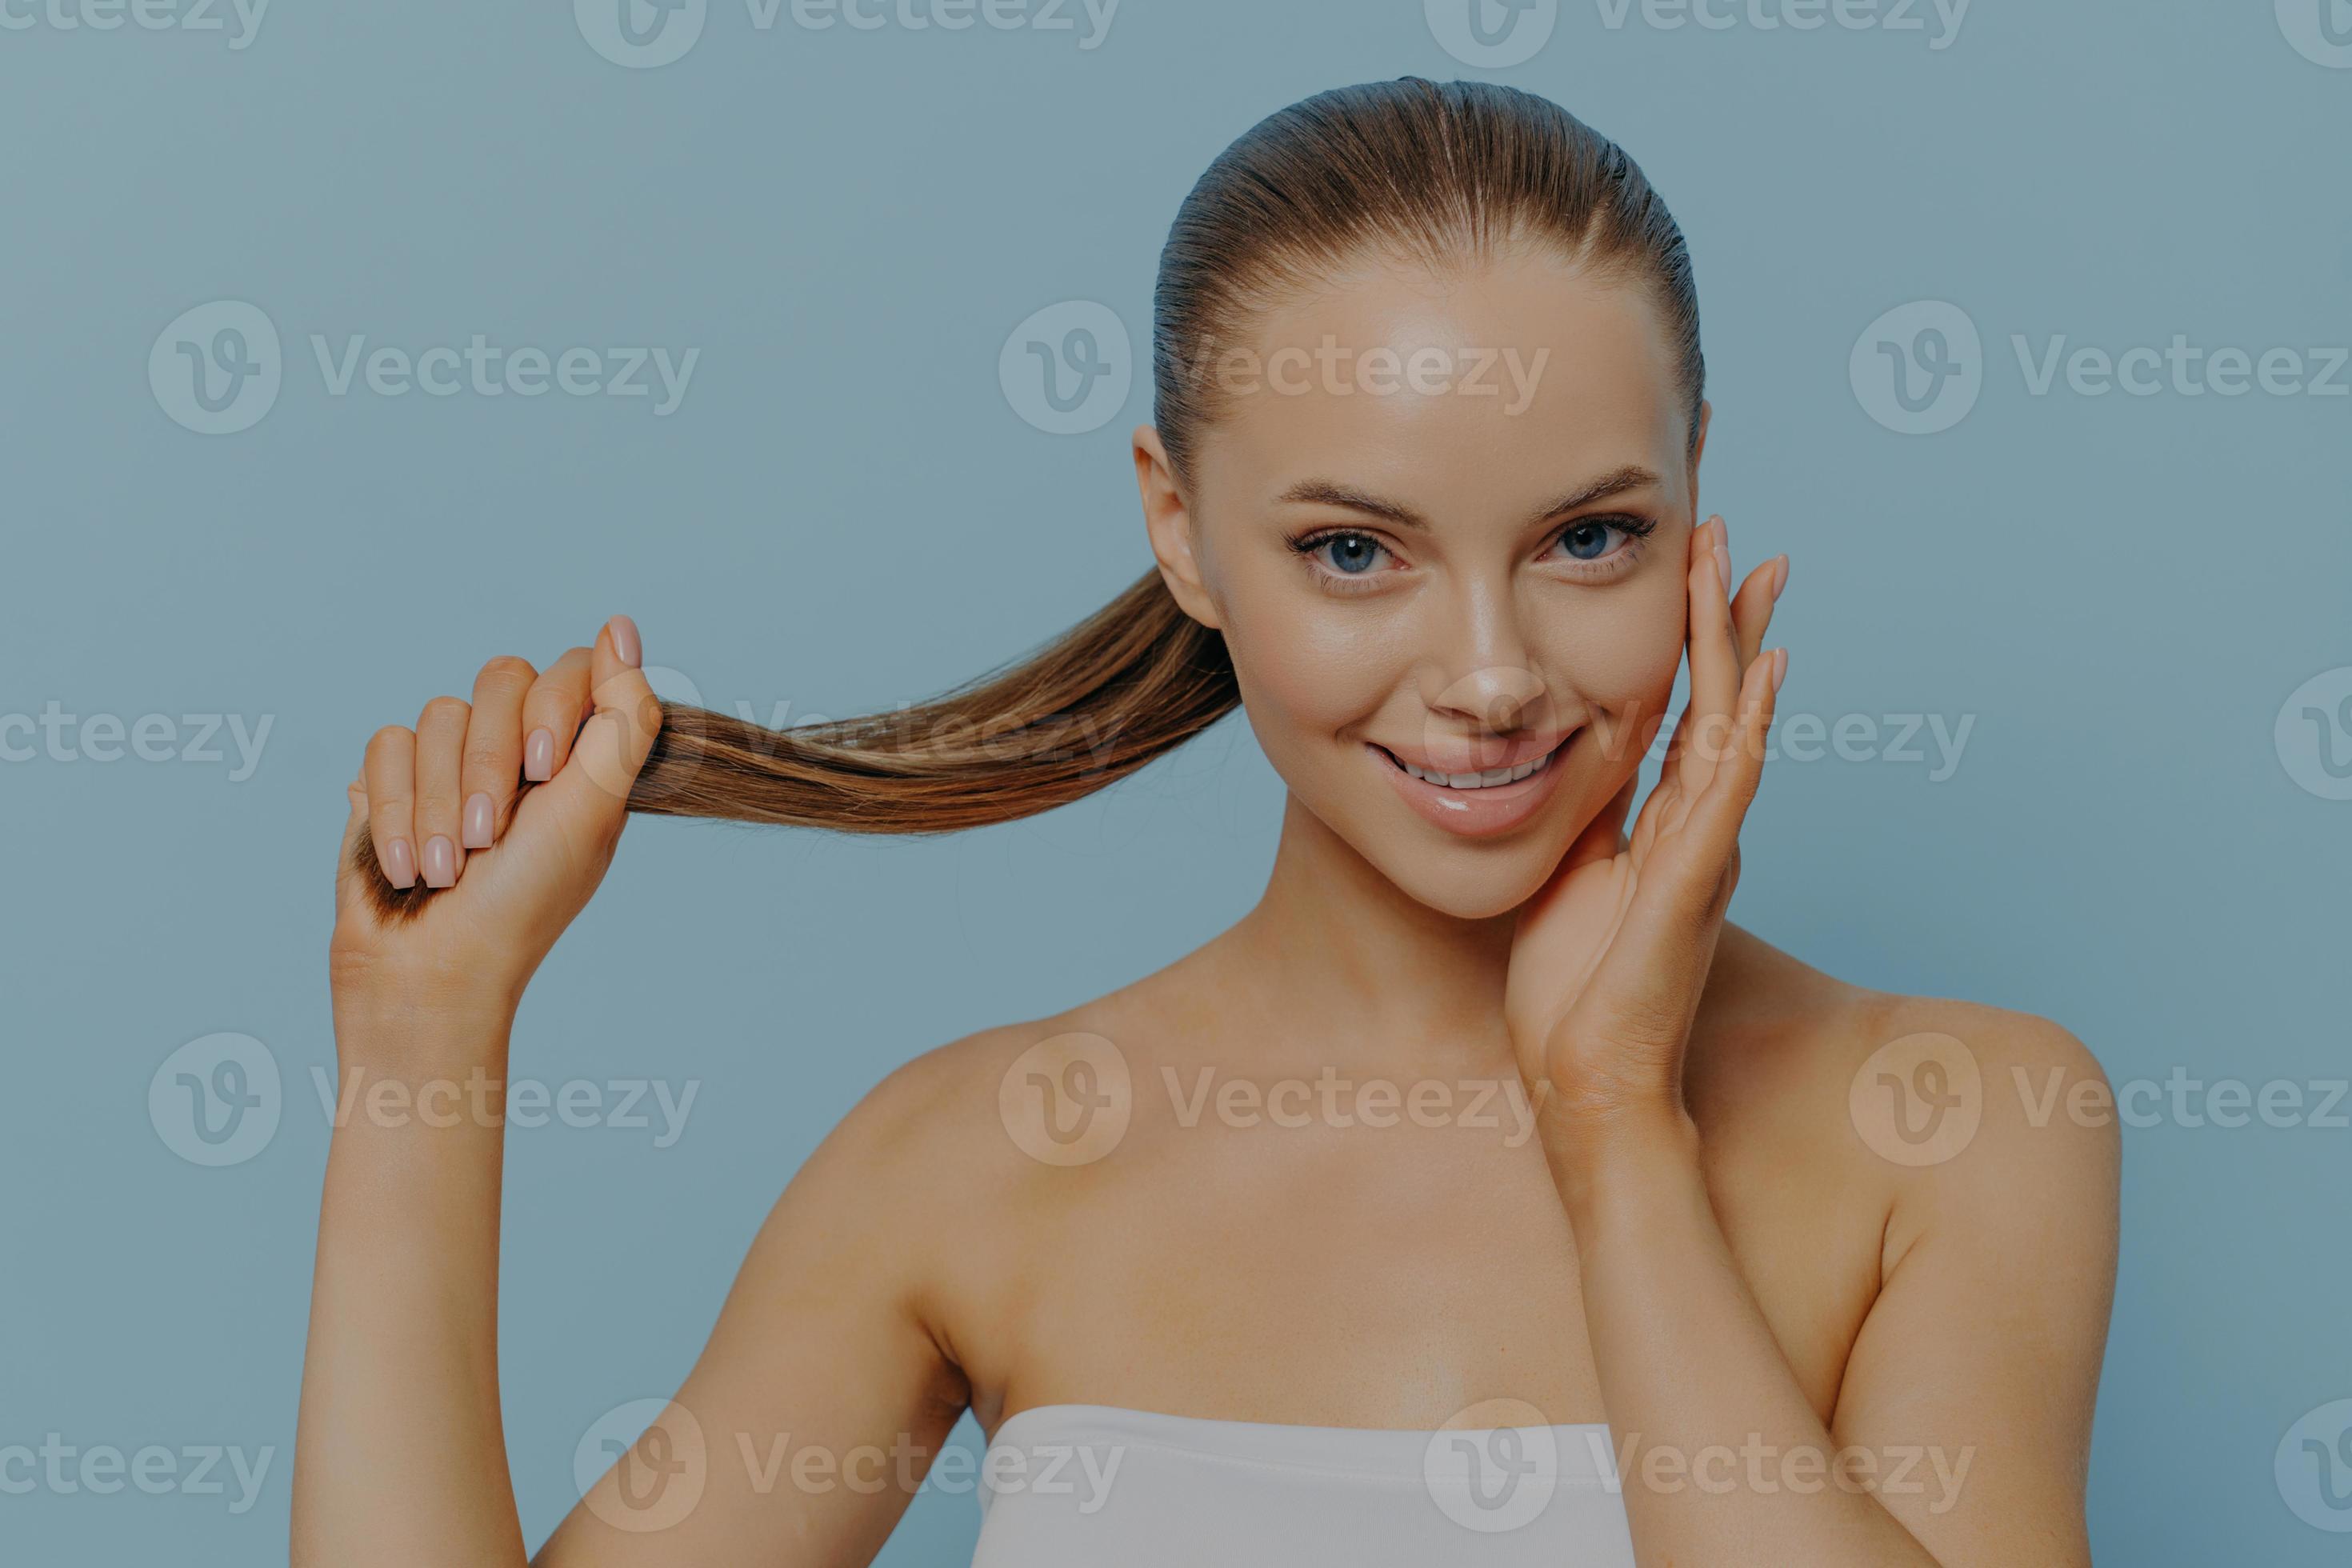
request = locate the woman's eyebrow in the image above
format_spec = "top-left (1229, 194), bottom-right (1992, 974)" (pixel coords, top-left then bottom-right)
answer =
top-left (1274, 465), bottom-right (1662, 530)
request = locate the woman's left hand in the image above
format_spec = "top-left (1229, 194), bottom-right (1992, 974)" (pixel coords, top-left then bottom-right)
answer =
top-left (1503, 515), bottom-right (1788, 1139)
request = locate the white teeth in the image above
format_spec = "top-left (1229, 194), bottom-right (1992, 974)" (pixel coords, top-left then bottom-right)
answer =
top-left (1395, 747), bottom-right (1554, 790)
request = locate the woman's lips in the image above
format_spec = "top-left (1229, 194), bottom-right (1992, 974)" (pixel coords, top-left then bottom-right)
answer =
top-left (1367, 731), bottom-right (1574, 838)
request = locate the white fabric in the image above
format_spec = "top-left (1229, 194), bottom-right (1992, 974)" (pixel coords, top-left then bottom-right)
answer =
top-left (970, 1403), bottom-right (1638, 1566)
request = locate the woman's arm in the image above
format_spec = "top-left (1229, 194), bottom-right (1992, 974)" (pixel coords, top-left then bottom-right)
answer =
top-left (1506, 520), bottom-right (2116, 1563)
top-left (1544, 1018), bottom-right (2116, 1564)
top-left (292, 621), bottom-right (968, 1567)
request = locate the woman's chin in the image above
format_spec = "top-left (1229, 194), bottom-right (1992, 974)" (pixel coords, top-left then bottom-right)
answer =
top-left (1371, 841), bottom-right (1567, 922)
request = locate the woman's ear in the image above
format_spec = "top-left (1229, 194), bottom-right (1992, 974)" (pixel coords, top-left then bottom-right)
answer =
top-left (1687, 399), bottom-right (1713, 501)
top-left (1134, 425), bottom-right (1223, 630)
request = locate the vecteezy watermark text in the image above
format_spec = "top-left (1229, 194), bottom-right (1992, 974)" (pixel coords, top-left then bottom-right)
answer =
top-left (146, 1034), bottom-right (703, 1166)
top-left (1170, 335), bottom-right (1552, 416)
top-left (1853, 301), bottom-right (2352, 434)
top-left (0, 1436), bottom-right (273, 1514)
top-left (574, 1399), bottom-right (1123, 1534)
top-left (2, 705), bottom-right (271, 779)
top-left (150, 301), bottom-right (698, 434)
top-left (575, 0), bottom-right (1119, 70)
top-left (0, 0), bottom-right (269, 47)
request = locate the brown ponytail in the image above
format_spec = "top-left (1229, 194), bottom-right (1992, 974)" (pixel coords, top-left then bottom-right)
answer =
top-left (357, 78), bottom-right (1702, 915)
top-left (630, 568), bottom-right (1235, 832)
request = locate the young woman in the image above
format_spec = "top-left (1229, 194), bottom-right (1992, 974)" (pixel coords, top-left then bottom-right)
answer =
top-left (291, 78), bottom-right (2118, 1566)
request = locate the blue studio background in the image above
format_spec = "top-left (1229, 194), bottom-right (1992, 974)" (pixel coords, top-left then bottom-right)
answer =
top-left (4, 1), bottom-right (2348, 1562)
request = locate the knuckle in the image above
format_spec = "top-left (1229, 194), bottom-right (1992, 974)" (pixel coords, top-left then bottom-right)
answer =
top-left (365, 725), bottom-right (414, 761)
top-left (475, 655), bottom-right (538, 695)
top-left (463, 738), bottom-right (514, 775)
top-left (532, 658), bottom-right (588, 696)
top-left (420, 695), bottom-right (472, 726)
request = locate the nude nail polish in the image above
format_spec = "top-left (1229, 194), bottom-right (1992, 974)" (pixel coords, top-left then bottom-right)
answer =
top-left (1771, 648), bottom-right (1790, 694)
top-left (382, 837), bottom-right (417, 890)
top-left (1772, 555), bottom-right (1790, 602)
top-left (525, 729), bottom-right (554, 782)
top-left (462, 793), bottom-right (494, 850)
top-left (422, 834), bottom-right (457, 889)
top-left (606, 614), bottom-right (642, 670)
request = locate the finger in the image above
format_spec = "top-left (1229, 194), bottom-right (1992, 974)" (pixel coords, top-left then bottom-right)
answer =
top-left (1686, 515), bottom-right (1742, 741)
top-left (522, 647), bottom-right (596, 784)
top-left (334, 776), bottom-right (371, 912)
top-left (1599, 650), bottom-right (1783, 1027)
top-left (362, 726), bottom-right (418, 890)
top-left (1730, 554), bottom-right (1786, 670)
top-left (554, 615), bottom-right (662, 817)
top-left (413, 696), bottom-right (471, 889)
top-left (1565, 772), bottom-right (1638, 876)
top-left (461, 655), bottom-right (537, 849)
top-left (1684, 647), bottom-right (1785, 874)
top-left (1666, 516), bottom-right (1741, 801)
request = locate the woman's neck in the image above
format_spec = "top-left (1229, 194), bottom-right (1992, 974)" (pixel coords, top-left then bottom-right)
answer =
top-left (1214, 794), bottom-right (1522, 1067)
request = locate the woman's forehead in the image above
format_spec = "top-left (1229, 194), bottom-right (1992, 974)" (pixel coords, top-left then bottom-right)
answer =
top-left (1191, 255), bottom-right (1691, 519)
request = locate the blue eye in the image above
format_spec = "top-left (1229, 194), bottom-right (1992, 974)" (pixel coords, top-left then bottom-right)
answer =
top-left (1315, 532), bottom-right (1386, 574)
top-left (1558, 521), bottom-right (1622, 561)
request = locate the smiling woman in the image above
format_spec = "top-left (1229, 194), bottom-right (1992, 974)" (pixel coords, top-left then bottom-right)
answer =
top-left (294, 78), bottom-right (2117, 1567)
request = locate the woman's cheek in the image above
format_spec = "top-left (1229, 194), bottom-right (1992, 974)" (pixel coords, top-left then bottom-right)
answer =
top-left (1552, 584), bottom-right (1686, 730)
top-left (1229, 609), bottom-right (1390, 744)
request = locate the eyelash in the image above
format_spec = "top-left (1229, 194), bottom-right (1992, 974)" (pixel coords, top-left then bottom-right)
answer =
top-left (1285, 514), bottom-right (1659, 594)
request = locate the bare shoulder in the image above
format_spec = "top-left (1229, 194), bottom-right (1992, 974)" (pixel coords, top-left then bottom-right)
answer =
top-left (1691, 924), bottom-right (2119, 1239)
top-left (814, 1010), bottom-right (1110, 1192)
top-left (804, 972), bottom-right (1179, 1230)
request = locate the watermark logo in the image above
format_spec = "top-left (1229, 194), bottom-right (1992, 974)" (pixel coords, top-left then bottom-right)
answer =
top-left (1176, 336), bottom-right (1553, 414)
top-left (1858, 303), bottom-right (2351, 433)
top-left (0, 1436), bottom-right (274, 1513)
top-left (2, 705), bottom-right (273, 778)
top-left (1586, 1431), bottom-right (1972, 1508)
top-left (308, 1066), bottom-right (702, 1146)
top-left (577, 1400), bottom-right (708, 1533)
top-left (999, 302), bottom-right (1131, 435)
top-left (578, 0), bottom-right (1115, 64)
top-left (2278, 1400), bottom-right (2352, 1531)
top-left (2278, 0), bottom-right (2352, 68)
top-left (1425, 0), bottom-right (1558, 68)
top-left (2276, 668), bottom-right (2352, 800)
top-left (150, 301), bottom-right (281, 435)
top-left (998, 1032), bottom-right (1131, 1166)
top-left (1596, 0), bottom-right (1970, 48)
top-left (148, 1033), bottom-right (281, 1166)
top-left (1850, 301), bottom-right (1982, 435)
top-left (2014, 1065), bottom-right (2346, 1132)
top-left (576, 0), bottom-right (707, 67)
top-left (1161, 1067), bottom-right (1540, 1146)
top-left (1848, 1032), bottom-right (1981, 1166)
top-left (1423, 1398), bottom-right (1558, 1533)
top-left (150, 302), bottom-right (698, 431)
top-left (0, 0), bottom-right (270, 47)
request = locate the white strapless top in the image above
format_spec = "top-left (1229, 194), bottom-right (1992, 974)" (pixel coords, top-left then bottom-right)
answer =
top-left (970, 1404), bottom-right (1638, 1566)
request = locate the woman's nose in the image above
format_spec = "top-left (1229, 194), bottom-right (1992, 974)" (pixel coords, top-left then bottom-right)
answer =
top-left (1418, 583), bottom-right (1547, 733)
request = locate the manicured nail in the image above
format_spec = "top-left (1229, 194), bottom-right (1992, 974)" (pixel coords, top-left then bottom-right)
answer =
top-left (462, 793), bottom-right (495, 850)
top-left (1714, 542), bottom-right (1733, 599)
top-left (1771, 647), bottom-right (1790, 694)
top-left (382, 837), bottom-right (417, 890)
top-left (525, 728), bottom-right (555, 782)
top-left (1771, 555), bottom-right (1790, 602)
top-left (606, 614), bottom-right (642, 670)
top-left (422, 834), bottom-right (457, 889)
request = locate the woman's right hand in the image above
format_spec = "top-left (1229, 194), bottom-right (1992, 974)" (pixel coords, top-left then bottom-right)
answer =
top-left (328, 615), bottom-right (662, 1032)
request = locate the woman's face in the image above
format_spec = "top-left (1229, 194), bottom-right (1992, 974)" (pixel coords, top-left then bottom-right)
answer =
top-left (1139, 244), bottom-right (1703, 920)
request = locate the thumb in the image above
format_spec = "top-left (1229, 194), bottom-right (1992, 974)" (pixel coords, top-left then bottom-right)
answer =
top-left (334, 776), bottom-right (373, 915)
top-left (549, 615), bottom-right (662, 824)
